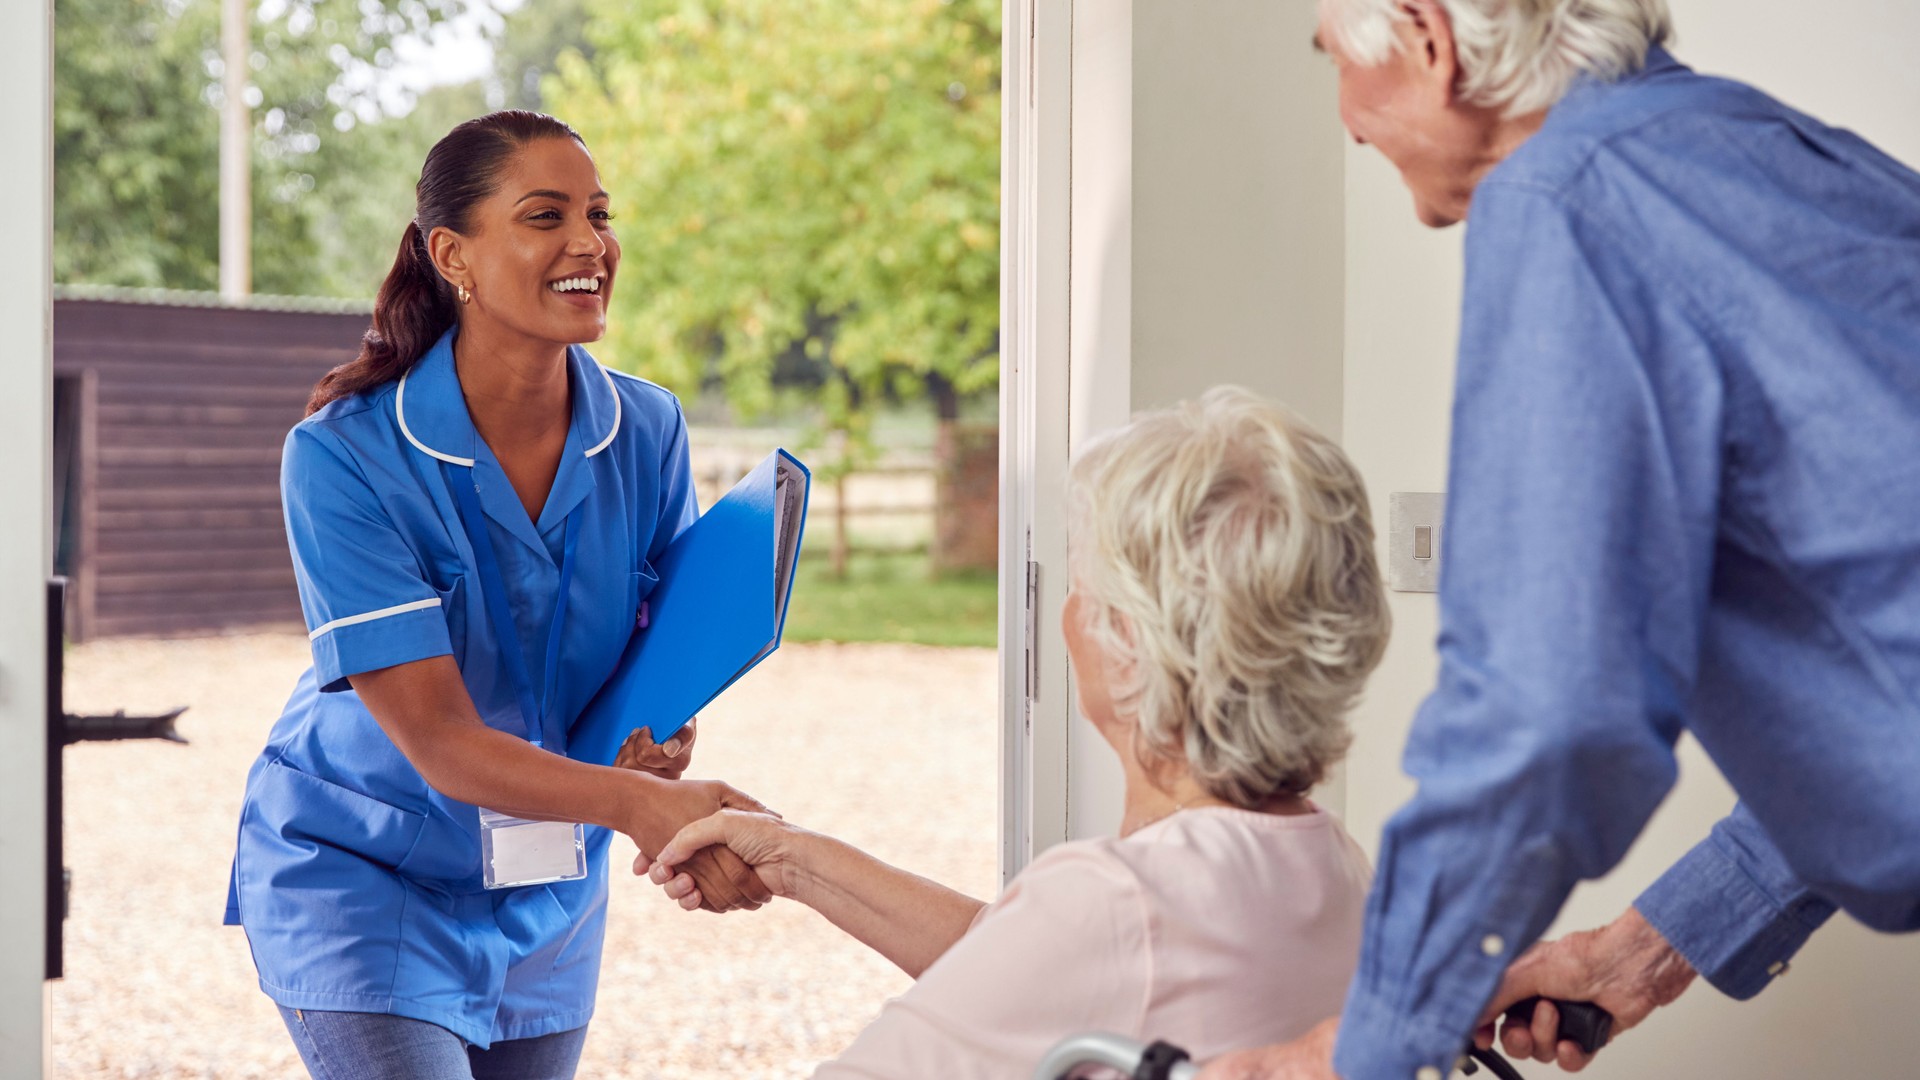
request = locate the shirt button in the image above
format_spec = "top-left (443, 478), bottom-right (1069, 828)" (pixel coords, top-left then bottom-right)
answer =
top-left (1481, 934), bottom-right (1506, 957)
top-left (1768, 961), bottom-right (1789, 977)
top-left (1416, 1068), bottom-right (1443, 1080)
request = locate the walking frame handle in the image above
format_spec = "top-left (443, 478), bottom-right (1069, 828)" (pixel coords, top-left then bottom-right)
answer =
top-left (1502, 998), bottom-right (1613, 1056)
top-left (1035, 1033), bottom-right (1201, 1080)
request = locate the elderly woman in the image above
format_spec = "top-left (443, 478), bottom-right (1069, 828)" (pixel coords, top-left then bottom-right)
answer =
top-left (644, 388), bottom-right (1390, 1075)
top-left (1202, 2), bottom-right (1920, 1079)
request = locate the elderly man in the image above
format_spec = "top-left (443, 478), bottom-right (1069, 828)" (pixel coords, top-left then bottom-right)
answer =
top-left (1200, 1), bottom-right (1920, 1078)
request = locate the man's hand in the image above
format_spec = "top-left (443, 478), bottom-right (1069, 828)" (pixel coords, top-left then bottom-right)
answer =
top-left (1196, 1017), bottom-right (1340, 1080)
top-left (613, 719), bottom-right (698, 780)
top-left (1474, 907), bottom-right (1698, 1072)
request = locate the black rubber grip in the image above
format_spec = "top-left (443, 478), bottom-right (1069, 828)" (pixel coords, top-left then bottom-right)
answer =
top-left (1134, 1040), bottom-right (1192, 1080)
top-left (1504, 998), bottom-right (1614, 1056)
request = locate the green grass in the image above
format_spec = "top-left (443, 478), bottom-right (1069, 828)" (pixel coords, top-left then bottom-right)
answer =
top-left (783, 551), bottom-right (998, 648)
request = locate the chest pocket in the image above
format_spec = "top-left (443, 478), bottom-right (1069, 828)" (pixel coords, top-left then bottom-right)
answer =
top-left (630, 562), bottom-right (660, 624)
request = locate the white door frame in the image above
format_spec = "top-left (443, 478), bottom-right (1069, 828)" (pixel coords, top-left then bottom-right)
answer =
top-left (998, 0), bottom-right (1075, 883)
top-left (998, 0), bottom-right (1134, 884)
top-left (2, 1), bottom-right (55, 1075)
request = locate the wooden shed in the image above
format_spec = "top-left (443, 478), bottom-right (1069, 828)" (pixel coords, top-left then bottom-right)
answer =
top-left (53, 286), bottom-right (372, 640)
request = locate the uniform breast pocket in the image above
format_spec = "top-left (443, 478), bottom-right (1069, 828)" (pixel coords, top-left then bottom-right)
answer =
top-left (630, 563), bottom-right (660, 626)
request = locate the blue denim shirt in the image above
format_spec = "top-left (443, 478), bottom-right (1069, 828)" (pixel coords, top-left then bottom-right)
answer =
top-left (1333, 48), bottom-right (1920, 1080)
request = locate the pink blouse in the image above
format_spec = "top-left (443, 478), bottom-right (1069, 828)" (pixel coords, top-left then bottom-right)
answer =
top-left (817, 805), bottom-right (1373, 1079)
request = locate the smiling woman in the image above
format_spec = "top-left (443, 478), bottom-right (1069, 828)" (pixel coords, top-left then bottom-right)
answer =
top-left (224, 111), bottom-right (774, 1080)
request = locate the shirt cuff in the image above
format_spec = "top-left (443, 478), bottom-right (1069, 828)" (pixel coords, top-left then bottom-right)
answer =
top-left (1332, 986), bottom-right (1470, 1080)
top-left (308, 600), bottom-right (454, 693)
top-left (1634, 826), bottom-right (1835, 1000)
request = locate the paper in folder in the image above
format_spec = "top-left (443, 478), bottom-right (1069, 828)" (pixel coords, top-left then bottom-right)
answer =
top-left (570, 449), bottom-right (810, 764)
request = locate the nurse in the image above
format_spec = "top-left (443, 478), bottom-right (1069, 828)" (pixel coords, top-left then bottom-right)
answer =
top-left (224, 110), bottom-right (772, 1080)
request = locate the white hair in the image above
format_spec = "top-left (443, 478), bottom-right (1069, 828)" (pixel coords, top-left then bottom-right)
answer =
top-left (1066, 387), bottom-right (1391, 806)
top-left (1320, 0), bottom-right (1673, 116)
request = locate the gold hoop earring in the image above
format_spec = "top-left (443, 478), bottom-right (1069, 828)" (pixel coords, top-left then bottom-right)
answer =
top-left (456, 283), bottom-right (472, 304)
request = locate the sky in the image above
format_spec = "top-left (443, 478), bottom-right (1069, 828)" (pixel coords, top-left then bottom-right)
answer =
top-left (255, 0), bottom-right (525, 119)
top-left (388, 0), bottom-right (522, 96)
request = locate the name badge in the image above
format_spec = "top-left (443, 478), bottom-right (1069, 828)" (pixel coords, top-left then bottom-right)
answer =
top-left (479, 807), bottom-right (588, 890)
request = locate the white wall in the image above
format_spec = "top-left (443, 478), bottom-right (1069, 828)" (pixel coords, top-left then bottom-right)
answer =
top-left (1131, 0), bottom-right (1346, 434)
top-left (1063, 0), bottom-right (1136, 842)
top-left (1338, 2), bottom-right (1920, 1077)
top-left (1059, 0), bottom-right (1347, 842)
top-left (0, 2), bottom-right (53, 1076)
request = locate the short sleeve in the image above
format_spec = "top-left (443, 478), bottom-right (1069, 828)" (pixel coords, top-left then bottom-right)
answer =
top-left (282, 424), bottom-right (453, 692)
top-left (817, 843), bottom-right (1151, 1080)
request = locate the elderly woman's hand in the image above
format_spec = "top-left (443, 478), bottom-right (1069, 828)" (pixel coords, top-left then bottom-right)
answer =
top-left (636, 809), bottom-right (807, 910)
top-left (613, 719), bottom-right (697, 780)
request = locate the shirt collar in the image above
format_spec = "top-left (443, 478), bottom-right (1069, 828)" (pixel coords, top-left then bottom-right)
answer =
top-left (394, 326), bottom-right (622, 469)
top-left (395, 327), bottom-right (621, 563)
top-left (1551, 42), bottom-right (1689, 120)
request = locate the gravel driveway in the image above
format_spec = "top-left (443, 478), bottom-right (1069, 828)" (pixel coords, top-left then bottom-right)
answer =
top-left (51, 633), bottom-right (998, 1079)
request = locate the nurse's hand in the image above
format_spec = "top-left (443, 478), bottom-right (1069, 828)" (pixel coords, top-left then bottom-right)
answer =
top-left (640, 809), bottom-right (805, 910)
top-left (614, 719), bottom-right (697, 780)
top-left (621, 774), bottom-right (776, 913)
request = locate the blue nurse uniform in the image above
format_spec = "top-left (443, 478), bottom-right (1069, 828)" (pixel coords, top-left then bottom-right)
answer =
top-left (224, 327), bottom-right (697, 1047)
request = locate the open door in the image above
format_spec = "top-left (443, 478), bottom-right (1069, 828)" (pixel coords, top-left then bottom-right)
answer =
top-left (1, 1), bottom-right (54, 1074)
top-left (997, 0), bottom-right (1135, 884)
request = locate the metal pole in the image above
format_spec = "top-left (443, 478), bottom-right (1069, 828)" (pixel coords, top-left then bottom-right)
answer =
top-left (219, 0), bottom-right (250, 298)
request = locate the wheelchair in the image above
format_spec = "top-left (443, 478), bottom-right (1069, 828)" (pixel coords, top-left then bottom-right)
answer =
top-left (1034, 999), bottom-right (1611, 1080)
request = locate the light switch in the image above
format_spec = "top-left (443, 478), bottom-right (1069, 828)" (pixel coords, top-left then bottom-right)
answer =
top-left (1388, 493), bottom-right (1444, 592)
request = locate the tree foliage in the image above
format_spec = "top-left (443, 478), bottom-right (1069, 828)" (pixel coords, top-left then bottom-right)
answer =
top-left (54, 0), bottom-right (481, 296)
top-left (487, 0), bottom-right (593, 111)
top-left (546, 0), bottom-right (1001, 423)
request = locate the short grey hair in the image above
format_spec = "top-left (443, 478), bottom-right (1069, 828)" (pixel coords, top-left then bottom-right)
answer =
top-left (1066, 387), bottom-right (1391, 806)
top-left (1320, 0), bottom-right (1673, 116)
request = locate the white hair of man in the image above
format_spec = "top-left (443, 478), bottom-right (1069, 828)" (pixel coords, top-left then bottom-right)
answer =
top-left (1320, 0), bottom-right (1673, 116)
top-left (1067, 387), bottom-right (1391, 807)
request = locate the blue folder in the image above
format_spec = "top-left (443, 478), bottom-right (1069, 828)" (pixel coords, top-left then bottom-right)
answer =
top-left (570, 449), bottom-right (811, 764)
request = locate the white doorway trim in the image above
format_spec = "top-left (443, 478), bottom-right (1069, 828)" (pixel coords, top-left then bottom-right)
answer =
top-left (1, 0), bottom-right (55, 1075)
top-left (998, 0), bottom-right (1135, 884)
top-left (998, 0), bottom-right (1075, 884)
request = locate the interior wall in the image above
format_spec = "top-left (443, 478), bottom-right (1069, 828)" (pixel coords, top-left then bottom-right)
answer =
top-left (1338, 2), bottom-right (1920, 1076)
top-left (1059, 0), bottom-right (1346, 841)
top-left (1063, 0), bottom-right (1135, 841)
top-left (1131, 0), bottom-right (1346, 434)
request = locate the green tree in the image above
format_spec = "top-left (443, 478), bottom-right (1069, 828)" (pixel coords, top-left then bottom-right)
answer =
top-left (548, 0), bottom-right (1000, 423)
top-left (55, 0), bottom-right (483, 296)
top-left (488, 0), bottom-right (594, 111)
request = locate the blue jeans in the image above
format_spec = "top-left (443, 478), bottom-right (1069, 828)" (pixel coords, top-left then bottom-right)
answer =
top-left (277, 1006), bottom-right (588, 1080)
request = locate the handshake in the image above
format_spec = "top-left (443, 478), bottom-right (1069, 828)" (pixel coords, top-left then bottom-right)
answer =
top-left (608, 719), bottom-right (792, 914)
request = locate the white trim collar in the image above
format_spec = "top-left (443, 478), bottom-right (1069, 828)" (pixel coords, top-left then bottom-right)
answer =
top-left (395, 370), bottom-right (476, 467)
top-left (584, 363), bottom-right (620, 458)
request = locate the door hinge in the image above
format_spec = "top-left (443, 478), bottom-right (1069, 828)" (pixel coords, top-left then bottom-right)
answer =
top-left (1024, 558), bottom-right (1039, 705)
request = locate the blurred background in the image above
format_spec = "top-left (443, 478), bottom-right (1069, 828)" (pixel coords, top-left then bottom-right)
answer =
top-left (48, 0), bottom-right (1002, 1075)
top-left (53, 0), bottom-right (1002, 649)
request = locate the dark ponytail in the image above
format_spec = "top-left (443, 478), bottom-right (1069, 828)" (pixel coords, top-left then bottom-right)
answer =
top-left (307, 110), bottom-right (588, 415)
